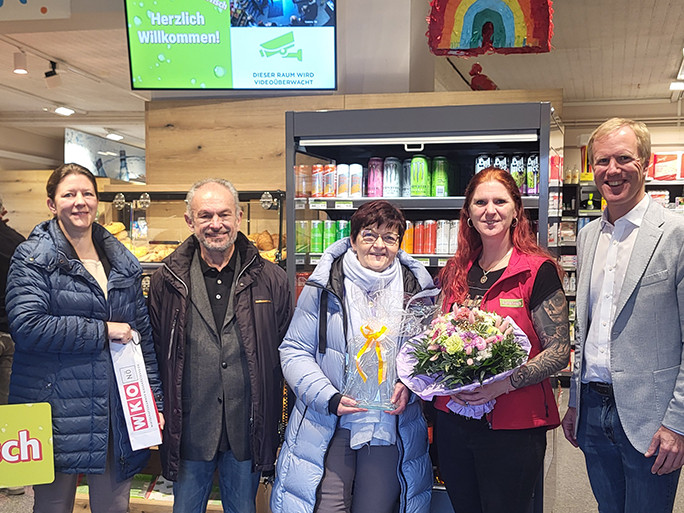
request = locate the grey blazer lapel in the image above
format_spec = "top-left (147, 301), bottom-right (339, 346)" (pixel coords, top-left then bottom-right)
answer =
top-left (189, 251), bottom-right (219, 339)
top-left (614, 202), bottom-right (664, 319)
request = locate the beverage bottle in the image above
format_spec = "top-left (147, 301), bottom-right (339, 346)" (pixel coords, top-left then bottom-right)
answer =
top-left (119, 149), bottom-right (129, 181)
top-left (367, 157), bottom-right (383, 197)
top-left (401, 158), bottom-right (412, 197)
top-left (349, 164), bottom-right (363, 198)
top-left (382, 157), bottom-right (401, 197)
top-left (432, 157), bottom-right (449, 197)
top-left (336, 164), bottom-right (350, 197)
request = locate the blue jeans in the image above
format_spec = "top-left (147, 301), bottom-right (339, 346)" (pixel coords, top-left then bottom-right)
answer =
top-left (577, 384), bottom-right (681, 513)
top-left (172, 451), bottom-right (260, 513)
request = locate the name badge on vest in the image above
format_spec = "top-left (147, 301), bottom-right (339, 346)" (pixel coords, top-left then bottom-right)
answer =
top-left (499, 298), bottom-right (524, 308)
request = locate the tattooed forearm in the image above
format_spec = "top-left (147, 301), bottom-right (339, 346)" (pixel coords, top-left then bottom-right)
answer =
top-left (509, 289), bottom-right (571, 389)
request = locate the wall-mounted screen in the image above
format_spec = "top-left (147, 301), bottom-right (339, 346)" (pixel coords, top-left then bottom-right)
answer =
top-left (123, 0), bottom-right (336, 91)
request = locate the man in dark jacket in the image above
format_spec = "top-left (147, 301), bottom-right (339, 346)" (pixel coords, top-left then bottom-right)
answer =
top-left (0, 196), bottom-right (26, 496)
top-left (148, 178), bottom-right (291, 513)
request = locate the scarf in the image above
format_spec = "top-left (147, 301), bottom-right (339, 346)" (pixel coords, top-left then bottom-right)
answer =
top-left (340, 248), bottom-right (404, 449)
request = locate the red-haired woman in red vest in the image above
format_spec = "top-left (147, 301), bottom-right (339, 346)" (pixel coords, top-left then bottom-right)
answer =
top-left (434, 167), bottom-right (570, 513)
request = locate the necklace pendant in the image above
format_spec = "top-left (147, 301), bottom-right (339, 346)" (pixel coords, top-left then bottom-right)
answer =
top-left (480, 275), bottom-right (488, 284)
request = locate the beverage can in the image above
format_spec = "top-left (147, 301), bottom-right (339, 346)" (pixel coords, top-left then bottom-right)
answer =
top-left (323, 164), bottom-right (336, 197)
top-left (413, 221), bottom-right (425, 254)
top-left (295, 164), bottom-right (310, 198)
top-left (526, 153), bottom-right (540, 195)
top-left (410, 155), bottom-right (430, 197)
top-left (336, 164), bottom-right (350, 198)
top-left (310, 220), bottom-right (324, 253)
top-left (401, 220), bottom-right (414, 253)
top-left (401, 158), bottom-right (412, 197)
top-left (367, 157), bottom-right (384, 197)
top-left (311, 164), bottom-right (324, 198)
top-left (349, 163), bottom-right (363, 198)
top-left (424, 219), bottom-right (437, 254)
top-left (323, 220), bottom-right (336, 249)
top-left (336, 219), bottom-right (350, 240)
top-left (510, 154), bottom-right (526, 193)
top-left (432, 157), bottom-right (449, 197)
top-left (475, 154), bottom-right (491, 173)
top-left (493, 154), bottom-right (510, 172)
top-left (295, 220), bottom-right (310, 253)
top-left (449, 220), bottom-right (460, 254)
top-left (382, 157), bottom-right (401, 197)
top-left (436, 219), bottom-right (450, 254)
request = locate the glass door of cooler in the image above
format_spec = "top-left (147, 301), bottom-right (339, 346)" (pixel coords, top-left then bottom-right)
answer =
top-left (285, 103), bottom-right (554, 294)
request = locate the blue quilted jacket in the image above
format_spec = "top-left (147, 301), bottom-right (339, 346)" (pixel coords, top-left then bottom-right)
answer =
top-left (271, 238), bottom-right (437, 513)
top-left (6, 219), bottom-right (163, 481)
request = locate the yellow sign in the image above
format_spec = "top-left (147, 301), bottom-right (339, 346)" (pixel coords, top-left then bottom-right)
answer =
top-left (0, 403), bottom-right (54, 487)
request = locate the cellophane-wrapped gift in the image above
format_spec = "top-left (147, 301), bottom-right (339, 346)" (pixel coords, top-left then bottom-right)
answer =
top-left (342, 288), bottom-right (437, 410)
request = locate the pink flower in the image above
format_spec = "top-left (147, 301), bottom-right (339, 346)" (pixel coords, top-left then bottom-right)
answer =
top-left (430, 354), bottom-right (440, 361)
top-left (465, 346), bottom-right (472, 355)
top-left (466, 358), bottom-right (474, 365)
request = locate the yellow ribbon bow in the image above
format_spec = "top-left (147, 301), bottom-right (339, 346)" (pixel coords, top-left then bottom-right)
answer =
top-left (355, 324), bottom-right (388, 384)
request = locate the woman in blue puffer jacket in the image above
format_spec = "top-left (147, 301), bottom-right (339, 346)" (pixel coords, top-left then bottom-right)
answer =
top-left (271, 200), bottom-right (437, 513)
top-left (6, 163), bottom-right (164, 513)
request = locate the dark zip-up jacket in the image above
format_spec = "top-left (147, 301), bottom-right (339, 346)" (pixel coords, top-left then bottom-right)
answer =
top-left (7, 220), bottom-right (163, 481)
top-left (148, 232), bottom-right (292, 480)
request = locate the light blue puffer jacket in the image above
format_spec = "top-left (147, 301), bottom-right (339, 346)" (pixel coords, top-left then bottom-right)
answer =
top-left (6, 220), bottom-right (163, 481)
top-left (271, 238), bottom-right (436, 513)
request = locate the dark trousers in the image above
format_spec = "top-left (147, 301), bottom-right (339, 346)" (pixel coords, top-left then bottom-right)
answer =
top-left (577, 384), bottom-right (680, 513)
top-left (435, 410), bottom-right (546, 513)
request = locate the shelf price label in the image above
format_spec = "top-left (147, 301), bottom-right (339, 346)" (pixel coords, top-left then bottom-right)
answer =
top-left (334, 201), bottom-right (353, 210)
top-left (437, 259), bottom-right (448, 267)
top-left (309, 256), bottom-right (321, 265)
top-left (309, 200), bottom-right (327, 210)
top-left (415, 258), bottom-right (430, 266)
top-left (294, 198), bottom-right (307, 210)
top-left (295, 256), bottom-right (305, 265)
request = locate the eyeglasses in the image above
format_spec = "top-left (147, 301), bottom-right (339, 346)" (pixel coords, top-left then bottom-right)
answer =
top-left (360, 230), bottom-right (400, 246)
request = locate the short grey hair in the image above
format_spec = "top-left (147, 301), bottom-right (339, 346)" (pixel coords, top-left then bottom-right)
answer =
top-left (185, 178), bottom-right (241, 217)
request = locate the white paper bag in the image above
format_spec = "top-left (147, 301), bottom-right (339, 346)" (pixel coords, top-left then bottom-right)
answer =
top-left (109, 331), bottom-right (162, 451)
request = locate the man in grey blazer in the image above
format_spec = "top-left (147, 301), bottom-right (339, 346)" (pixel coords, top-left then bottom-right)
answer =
top-left (561, 118), bottom-right (684, 512)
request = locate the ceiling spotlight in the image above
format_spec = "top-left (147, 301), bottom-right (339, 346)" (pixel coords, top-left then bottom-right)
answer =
top-left (105, 131), bottom-right (124, 141)
top-left (44, 60), bottom-right (62, 89)
top-left (13, 52), bottom-right (28, 75)
top-left (54, 106), bottom-right (75, 116)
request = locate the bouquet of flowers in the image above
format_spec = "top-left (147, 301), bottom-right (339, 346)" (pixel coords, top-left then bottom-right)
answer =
top-left (397, 306), bottom-right (531, 418)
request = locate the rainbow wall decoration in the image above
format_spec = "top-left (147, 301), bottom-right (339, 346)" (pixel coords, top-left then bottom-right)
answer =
top-left (427, 0), bottom-right (553, 56)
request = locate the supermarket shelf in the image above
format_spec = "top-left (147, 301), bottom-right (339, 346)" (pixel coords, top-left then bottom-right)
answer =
top-left (295, 252), bottom-right (454, 268)
top-left (294, 196), bottom-right (540, 211)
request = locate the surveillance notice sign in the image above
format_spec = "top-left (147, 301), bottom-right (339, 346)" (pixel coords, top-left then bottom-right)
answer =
top-left (124, 0), bottom-right (336, 90)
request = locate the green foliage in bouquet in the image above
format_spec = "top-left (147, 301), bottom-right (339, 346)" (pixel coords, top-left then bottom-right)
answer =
top-left (409, 307), bottom-right (528, 388)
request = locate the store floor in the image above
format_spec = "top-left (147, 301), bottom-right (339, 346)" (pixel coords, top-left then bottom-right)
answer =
top-left (3, 388), bottom-right (684, 513)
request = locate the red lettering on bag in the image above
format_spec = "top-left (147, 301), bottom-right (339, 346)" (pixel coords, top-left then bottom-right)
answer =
top-left (130, 414), bottom-right (149, 431)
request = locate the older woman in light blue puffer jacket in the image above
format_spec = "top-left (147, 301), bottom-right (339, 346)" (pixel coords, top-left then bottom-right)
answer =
top-left (271, 200), bottom-right (437, 513)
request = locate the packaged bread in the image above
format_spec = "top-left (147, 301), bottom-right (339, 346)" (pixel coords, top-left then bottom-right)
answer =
top-left (103, 221), bottom-right (126, 236)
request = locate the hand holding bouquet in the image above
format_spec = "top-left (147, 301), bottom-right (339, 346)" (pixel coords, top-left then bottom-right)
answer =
top-left (397, 306), bottom-right (531, 418)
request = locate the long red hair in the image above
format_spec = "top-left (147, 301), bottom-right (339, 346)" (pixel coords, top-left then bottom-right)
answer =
top-left (437, 167), bottom-right (561, 309)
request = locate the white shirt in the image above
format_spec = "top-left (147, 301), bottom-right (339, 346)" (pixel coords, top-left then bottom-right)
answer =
top-left (581, 195), bottom-right (650, 384)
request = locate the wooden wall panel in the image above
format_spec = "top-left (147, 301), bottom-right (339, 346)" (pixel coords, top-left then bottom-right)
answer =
top-left (145, 89), bottom-right (563, 192)
top-left (146, 95), bottom-right (345, 189)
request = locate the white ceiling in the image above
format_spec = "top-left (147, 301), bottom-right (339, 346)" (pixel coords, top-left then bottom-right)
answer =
top-left (0, 0), bottom-right (683, 170)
